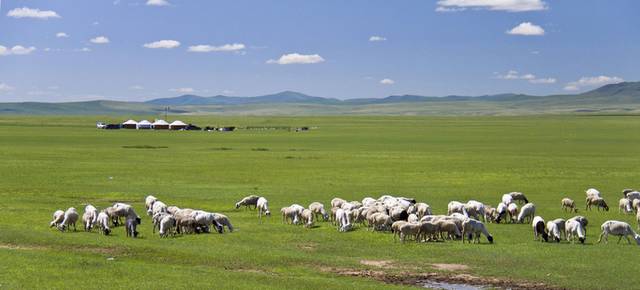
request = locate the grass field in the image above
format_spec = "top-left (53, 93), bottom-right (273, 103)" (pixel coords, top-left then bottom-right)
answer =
top-left (1, 115), bottom-right (639, 289)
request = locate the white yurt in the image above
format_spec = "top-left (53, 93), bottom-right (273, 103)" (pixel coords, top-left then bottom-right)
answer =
top-left (137, 120), bottom-right (152, 130)
top-left (152, 119), bottom-right (169, 130)
top-left (169, 120), bottom-right (187, 130)
top-left (122, 119), bottom-right (138, 129)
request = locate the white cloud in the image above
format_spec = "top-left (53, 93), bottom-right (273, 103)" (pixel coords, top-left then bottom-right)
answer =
top-left (496, 70), bottom-right (555, 84)
top-left (76, 47), bottom-right (91, 52)
top-left (144, 40), bottom-right (180, 49)
top-left (188, 43), bottom-right (245, 53)
top-left (146, 0), bottom-right (170, 6)
top-left (436, 0), bottom-right (547, 12)
top-left (369, 36), bottom-right (387, 42)
top-left (56, 32), bottom-right (69, 38)
top-left (564, 76), bottom-right (624, 91)
top-left (507, 22), bottom-right (545, 36)
top-left (266, 53), bottom-right (325, 65)
top-left (380, 78), bottom-right (395, 85)
top-left (0, 45), bottom-right (36, 56)
top-left (170, 87), bottom-right (195, 93)
top-left (222, 90), bottom-right (234, 95)
top-left (0, 83), bottom-right (14, 91)
top-left (90, 36), bottom-right (110, 44)
top-left (7, 7), bottom-right (61, 19)
top-left (130, 85), bottom-right (144, 90)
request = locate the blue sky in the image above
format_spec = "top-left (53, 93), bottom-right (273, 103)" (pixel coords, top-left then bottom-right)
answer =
top-left (0, 0), bottom-right (638, 102)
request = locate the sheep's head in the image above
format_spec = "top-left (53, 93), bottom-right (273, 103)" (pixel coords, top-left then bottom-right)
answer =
top-left (604, 203), bottom-right (609, 211)
top-left (579, 237), bottom-right (585, 244)
top-left (265, 210), bottom-right (271, 216)
top-left (634, 234), bottom-right (640, 245)
top-left (555, 236), bottom-right (561, 243)
top-left (542, 232), bottom-right (549, 242)
top-left (135, 216), bottom-right (141, 225)
top-left (235, 202), bottom-right (241, 209)
top-left (103, 228), bottom-right (111, 235)
top-left (487, 235), bottom-right (494, 243)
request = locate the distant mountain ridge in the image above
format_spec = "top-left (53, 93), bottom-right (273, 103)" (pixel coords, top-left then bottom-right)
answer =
top-left (2, 81), bottom-right (640, 115)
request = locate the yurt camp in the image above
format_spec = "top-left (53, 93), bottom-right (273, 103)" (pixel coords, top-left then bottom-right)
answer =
top-left (137, 120), bottom-right (152, 130)
top-left (122, 119), bottom-right (138, 129)
top-left (152, 119), bottom-right (169, 130)
top-left (169, 120), bottom-right (188, 130)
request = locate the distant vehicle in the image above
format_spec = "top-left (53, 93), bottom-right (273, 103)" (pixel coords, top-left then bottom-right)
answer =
top-left (96, 122), bottom-right (107, 129)
top-left (105, 124), bottom-right (121, 130)
top-left (185, 124), bottom-right (202, 131)
top-left (219, 126), bottom-right (236, 132)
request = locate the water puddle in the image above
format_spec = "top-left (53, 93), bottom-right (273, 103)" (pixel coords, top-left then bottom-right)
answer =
top-left (422, 280), bottom-right (490, 290)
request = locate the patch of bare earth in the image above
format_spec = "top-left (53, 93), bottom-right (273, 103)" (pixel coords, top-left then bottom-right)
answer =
top-left (0, 243), bottom-right (123, 255)
top-left (322, 264), bottom-right (563, 290)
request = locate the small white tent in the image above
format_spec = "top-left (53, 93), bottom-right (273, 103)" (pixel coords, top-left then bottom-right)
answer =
top-left (152, 119), bottom-right (169, 130)
top-left (137, 120), bottom-right (152, 130)
top-left (169, 120), bottom-right (187, 130)
top-left (122, 119), bottom-right (138, 129)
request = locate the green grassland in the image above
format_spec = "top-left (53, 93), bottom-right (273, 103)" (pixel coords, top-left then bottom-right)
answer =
top-left (1, 115), bottom-right (639, 289)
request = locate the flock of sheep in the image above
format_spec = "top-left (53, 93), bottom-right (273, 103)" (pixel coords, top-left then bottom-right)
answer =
top-left (49, 195), bottom-right (233, 238)
top-left (49, 188), bottom-right (640, 245)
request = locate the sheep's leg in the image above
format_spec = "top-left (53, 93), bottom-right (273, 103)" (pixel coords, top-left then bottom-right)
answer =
top-left (617, 236), bottom-right (623, 244)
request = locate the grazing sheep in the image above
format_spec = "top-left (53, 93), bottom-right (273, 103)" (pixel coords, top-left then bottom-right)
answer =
top-left (517, 203), bottom-right (536, 224)
top-left (362, 197), bottom-right (377, 207)
top-left (336, 208), bottom-right (352, 232)
top-left (300, 209), bottom-right (314, 228)
top-left (495, 202), bottom-right (508, 224)
top-left (58, 207), bottom-right (79, 232)
top-left (561, 198), bottom-right (578, 213)
top-left (166, 206), bottom-right (180, 215)
top-left (145, 195), bottom-right (157, 214)
top-left (96, 211), bottom-right (111, 235)
top-left (509, 192), bottom-right (529, 204)
top-left (637, 210), bottom-right (640, 230)
top-left (125, 216), bottom-right (141, 238)
top-left (567, 216), bottom-right (589, 235)
top-left (414, 202), bottom-right (432, 218)
top-left (484, 205), bottom-right (496, 223)
top-left (586, 196), bottom-right (609, 211)
top-left (150, 200), bottom-right (167, 217)
top-left (82, 205), bottom-right (99, 231)
top-left (465, 200), bottom-right (485, 221)
top-left (235, 195), bottom-right (260, 210)
top-left (419, 221), bottom-right (440, 242)
top-left (586, 188), bottom-right (601, 198)
top-left (159, 215), bottom-right (176, 238)
top-left (502, 194), bottom-right (514, 205)
top-left (331, 197), bottom-right (347, 209)
top-left (565, 219), bottom-right (586, 244)
top-left (391, 221), bottom-right (408, 241)
top-left (174, 208), bottom-right (196, 234)
top-left (634, 199), bottom-right (640, 212)
top-left (372, 213), bottom-right (393, 231)
top-left (105, 202), bottom-right (135, 227)
top-left (546, 220), bottom-right (562, 243)
top-left (389, 206), bottom-right (409, 221)
top-left (50, 210), bottom-right (64, 228)
top-left (532, 216), bottom-right (549, 242)
top-left (619, 198), bottom-right (633, 214)
top-left (309, 202), bottom-right (328, 221)
top-left (462, 219), bottom-right (493, 244)
top-left (152, 212), bottom-right (170, 233)
top-left (447, 201), bottom-right (467, 216)
top-left (281, 207), bottom-right (300, 225)
top-left (399, 222), bottom-right (421, 243)
top-left (191, 211), bottom-right (224, 233)
top-left (597, 220), bottom-right (640, 245)
top-left (256, 197), bottom-right (271, 221)
top-left (407, 213), bottom-right (419, 223)
top-left (507, 203), bottom-right (519, 223)
top-left (439, 220), bottom-right (462, 240)
top-left (626, 191), bottom-right (640, 202)
top-left (623, 189), bottom-right (635, 197)
top-left (213, 213), bottom-right (234, 232)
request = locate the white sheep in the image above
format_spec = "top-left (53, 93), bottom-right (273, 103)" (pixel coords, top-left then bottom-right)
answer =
top-left (389, 206), bottom-right (409, 221)
top-left (150, 200), bottom-right (167, 217)
top-left (597, 220), bottom-right (640, 245)
top-left (507, 203), bottom-right (519, 223)
top-left (82, 204), bottom-right (99, 231)
top-left (362, 197), bottom-right (377, 207)
top-left (626, 191), bottom-right (640, 203)
top-left (145, 195), bottom-right (157, 214)
top-left (399, 222), bottom-right (421, 242)
top-left (235, 195), bottom-right (260, 210)
top-left (637, 210), bottom-right (640, 230)
top-left (502, 193), bottom-right (514, 205)
top-left (212, 213), bottom-right (233, 232)
top-left (336, 208), bottom-right (352, 232)
top-left (309, 202), bottom-right (328, 221)
top-left (532, 216), bottom-right (548, 242)
top-left (586, 188), bottom-right (601, 198)
top-left (567, 216), bottom-right (589, 235)
top-left (447, 201), bottom-right (467, 216)
top-left (495, 202), bottom-right (508, 223)
top-left (509, 192), bottom-right (529, 204)
top-left (191, 211), bottom-right (224, 234)
top-left (50, 210), bottom-right (64, 228)
top-left (407, 213), bottom-right (418, 223)
top-left (465, 200), bottom-right (485, 221)
top-left (419, 221), bottom-right (440, 242)
top-left (561, 198), bottom-right (578, 213)
top-left (462, 219), bottom-right (493, 244)
top-left (565, 219), bottom-right (586, 244)
top-left (299, 209), bottom-right (314, 228)
top-left (166, 206), bottom-right (181, 215)
top-left (372, 213), bottom-right (393, 231)
top-left (257, 197), bottom-right (271, 221)
top-left (331, 197), bottom-right (347, 209)
top-left (281, 206), bottom-right (299, 225)
top-left (586, 196), bottom-right (609, 211)
top-left (546, 218), bottom-right (565, 242)
top-left (58, 207), bottom-right (79, 232)
top-left (438, 220), bottom-right (462, 240)
top-left (619, 198), bottom-right (633, 214)
top-left (96, 211), bottom-right (111, 235)
top-left (391, 220), bottom-right (408, 241)
top-left (414, 202), bottom-right (432, 218)
top-left (517, 203), bottom-right (536, 224)
top-left (159, 215), bottom-right (176, 238)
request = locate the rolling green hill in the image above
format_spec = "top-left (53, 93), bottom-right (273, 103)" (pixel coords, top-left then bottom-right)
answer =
top-left (2, 82), bottom-right (640, 115)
